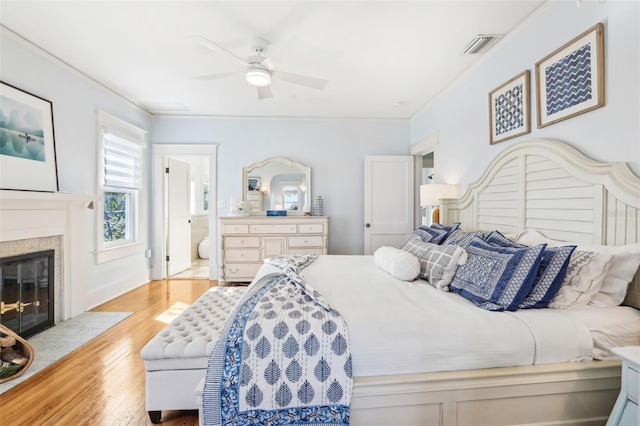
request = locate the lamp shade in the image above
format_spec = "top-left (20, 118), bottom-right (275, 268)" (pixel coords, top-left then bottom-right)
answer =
top-left (419, 184), bottom-right (457, 206)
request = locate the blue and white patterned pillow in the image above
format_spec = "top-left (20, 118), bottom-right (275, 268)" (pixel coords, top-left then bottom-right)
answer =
top-left (449, 237), bottom-right (546, 311)
top-left (402, 237), bottom-right (468, 290)
top-left (443, 229), bottom-right (493, 248)
top-left (486, 231), bottom-right (577, 309)
top-left (406, 222), bottom-right (460, 245)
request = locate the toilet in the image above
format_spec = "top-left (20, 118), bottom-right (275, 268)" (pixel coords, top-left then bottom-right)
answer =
top-left (197, 236), bottom-right (209, 259)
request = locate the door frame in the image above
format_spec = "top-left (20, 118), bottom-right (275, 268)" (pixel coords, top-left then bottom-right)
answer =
top-left (410, 131), bottom-right (440, 229)
top-left (151, 144), bottom-right (218, 280)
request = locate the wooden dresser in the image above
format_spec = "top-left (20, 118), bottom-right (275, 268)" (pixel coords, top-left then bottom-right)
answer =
top-left (218, 216), bottom-right (328, 285)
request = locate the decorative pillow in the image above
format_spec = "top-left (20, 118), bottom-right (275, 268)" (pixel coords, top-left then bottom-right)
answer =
top-left (516, 229), bottom-right (638, 307)
top-left (443, 229), bottom-right (493, 249)
top-left (407, 222), bottom-right (460, 245)
top-left (486, 231), bottom-right (577, 309)
top-left (449, 237), bottom-right (546, 311)
top-left (401, 237), bottom-right (467, 290)
top-left (548, 250), bottom-right (614, 308)
top-left (374, 246), bottom-right (420, 281)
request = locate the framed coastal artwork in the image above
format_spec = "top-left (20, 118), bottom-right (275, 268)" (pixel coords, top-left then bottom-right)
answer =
top-left (489, 70), bottom-right (531, 145)
top-left (0, 81), bottom-right (58, 192)
top-left (535, 23), bottom-right (605, 128)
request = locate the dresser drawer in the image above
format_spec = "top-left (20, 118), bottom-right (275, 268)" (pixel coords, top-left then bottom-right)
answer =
top-left (288, 248), bottom-right (325, 255)
top-left (299, 223), bottom-right (324, 234)
top-left (225, 236), bottom-right (260, 248)
top-left (225, 249), bottom-right (260, 262)
top-left (288, 236), bottom-right (324, 247)
top-left (251, 224), bottom-right (297, 234)
top-left (628, 366), bottom-right (639, 403)
top-left (224, 263), bottom-right (263, 278)
top-left (223, 224), bottom-right (249, 234)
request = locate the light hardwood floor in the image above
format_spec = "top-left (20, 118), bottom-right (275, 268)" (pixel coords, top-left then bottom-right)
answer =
top-left (1, 279), bottom-right (217, 426)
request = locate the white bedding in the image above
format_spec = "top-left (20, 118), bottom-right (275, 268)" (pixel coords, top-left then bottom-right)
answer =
top-left (254, 255), bottom-right (599, 378)
top-left (562, 305), bottom-right (640, 360)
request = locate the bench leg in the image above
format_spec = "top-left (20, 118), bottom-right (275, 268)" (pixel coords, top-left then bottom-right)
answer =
top-left (148, 411), bottom-right (162, 423)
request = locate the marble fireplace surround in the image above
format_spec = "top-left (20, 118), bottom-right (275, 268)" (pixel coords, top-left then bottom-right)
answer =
top-left (0, 190), bottom-right (94, 321)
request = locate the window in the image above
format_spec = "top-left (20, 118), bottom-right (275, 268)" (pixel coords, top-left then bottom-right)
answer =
top-left (104, 190), bottom-right (133, 244)
top-left (97, 111), bottom-right (146, 262)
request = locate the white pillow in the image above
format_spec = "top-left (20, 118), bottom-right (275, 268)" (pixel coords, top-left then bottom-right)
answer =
top-left (374, 246), bottom-right (420, 281)
top-left (516, 229), bottom-right (640, 307)
top-left (548, 250), bottom-right (613, 309)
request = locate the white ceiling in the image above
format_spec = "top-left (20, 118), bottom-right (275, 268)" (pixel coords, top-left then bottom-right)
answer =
top-left (0, 1), bottom-right (545, 119)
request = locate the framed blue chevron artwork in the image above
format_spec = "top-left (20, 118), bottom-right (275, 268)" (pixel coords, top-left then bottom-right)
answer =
top-left (535, 23), bottom-right (605, 128)
top-left (489, 70), bottom-right (530, 145)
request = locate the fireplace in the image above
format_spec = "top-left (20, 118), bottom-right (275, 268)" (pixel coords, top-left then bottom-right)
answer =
top-left (0, 190), bottom-right (93, 323)
top-left (1, 250), bottom-right (55, 337)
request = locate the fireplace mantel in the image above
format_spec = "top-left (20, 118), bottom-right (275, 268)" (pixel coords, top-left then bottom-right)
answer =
top-left (0, 190), bottom-right (97, 320)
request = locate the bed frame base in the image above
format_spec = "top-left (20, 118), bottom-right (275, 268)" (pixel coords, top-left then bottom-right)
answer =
top-left (351, 360), bottom-right (621, 425)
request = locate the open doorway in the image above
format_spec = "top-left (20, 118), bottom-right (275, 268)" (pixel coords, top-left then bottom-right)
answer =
top-left (167, 155), bottom-right (210, 279)
top-left (410, 132), bottom-right (439, 229)
top-left (151, 144), bottom-right (218, 281)
top-left (420, 153), bottom-right (435, 227)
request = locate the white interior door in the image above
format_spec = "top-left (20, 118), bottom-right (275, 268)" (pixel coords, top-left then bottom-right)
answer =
top-left (167, 158), bottom-right (191, 276)
top-left (364, 156), bottom-right (414, 254)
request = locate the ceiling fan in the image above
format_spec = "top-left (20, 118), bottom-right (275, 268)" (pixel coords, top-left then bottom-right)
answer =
top-left (192, 36), bottom-right (328, 100)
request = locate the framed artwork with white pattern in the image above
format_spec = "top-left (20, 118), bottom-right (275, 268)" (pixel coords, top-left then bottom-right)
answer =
top-left (535, 23), bottom-right (604, 129)
top-left (489, 70), bottom-right (530, 145)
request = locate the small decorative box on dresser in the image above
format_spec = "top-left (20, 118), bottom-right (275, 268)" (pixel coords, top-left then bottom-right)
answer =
top-left (607, 346), bottom-right (640, 426)
top-left (219, 216), bottom-right (328, 286)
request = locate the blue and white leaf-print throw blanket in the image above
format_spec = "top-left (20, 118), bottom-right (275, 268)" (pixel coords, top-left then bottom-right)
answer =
top-left (203, 254), bottom-right (352, 426)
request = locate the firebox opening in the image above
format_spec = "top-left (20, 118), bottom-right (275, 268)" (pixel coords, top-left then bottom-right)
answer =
top-left (0, 250), bottom-right (55, 338)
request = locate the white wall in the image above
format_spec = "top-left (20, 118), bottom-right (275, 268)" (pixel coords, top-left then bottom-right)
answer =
top-left (151, 117), bottom-right (409, 254)
top-left (411, 0), bottom-right (640, 191)
top-left (1, 31), bottom-right (152, 309)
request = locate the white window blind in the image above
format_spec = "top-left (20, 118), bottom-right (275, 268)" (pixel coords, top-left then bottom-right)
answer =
top-left (103, 132), bottom-right (143, 189)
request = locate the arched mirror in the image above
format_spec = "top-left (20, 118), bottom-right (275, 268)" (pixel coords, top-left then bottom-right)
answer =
top-left (242, 157), bottom-right (311, 215)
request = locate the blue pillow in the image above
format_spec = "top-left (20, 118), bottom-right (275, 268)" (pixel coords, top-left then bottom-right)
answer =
top-left (450, 237), bottom-right (546, 311)
top-left (486, 231), bottom-right (576, 309)
top-left (443, 229), bottom-right (493, 248)
top-left (407, 222), bottom-right (460, 245)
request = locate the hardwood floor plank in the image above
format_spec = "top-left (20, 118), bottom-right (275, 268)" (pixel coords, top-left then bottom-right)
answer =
top-left (0, 279), bottom-right (215, 426)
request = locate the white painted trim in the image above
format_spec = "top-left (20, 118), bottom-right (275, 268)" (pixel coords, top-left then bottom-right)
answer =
top-left (151, 144), bottom-right (218, 280)
top-left (95, 241), bottom-right (145, 264)
top-left (85, 269), bottom-right (150, 310)
top-left (409, 131), bottom-right (439, 157)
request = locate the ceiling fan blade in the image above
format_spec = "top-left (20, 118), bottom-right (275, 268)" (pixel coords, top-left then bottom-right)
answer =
top-left (191, 35), bottom-right (248, 66)
top-left (257, 86), bottom-right (273, 100)
top-left (192, 71), bottom-right (244, 81)
top-left (271, 71), bottom-right (328, 90)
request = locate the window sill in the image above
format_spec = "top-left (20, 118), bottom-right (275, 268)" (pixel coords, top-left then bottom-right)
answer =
top-left (95, 242), bottom-right (144, 264)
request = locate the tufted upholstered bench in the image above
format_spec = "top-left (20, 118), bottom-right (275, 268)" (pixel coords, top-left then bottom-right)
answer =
top-left (141, 286), bottom-right (247, 423)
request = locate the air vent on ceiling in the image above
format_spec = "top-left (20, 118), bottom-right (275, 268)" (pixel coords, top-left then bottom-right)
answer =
top-left (463, 34), bottom-right (502, 55)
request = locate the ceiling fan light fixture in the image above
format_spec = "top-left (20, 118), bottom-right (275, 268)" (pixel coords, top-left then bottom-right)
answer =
top-left (245, 67), bottom-right (271, 86)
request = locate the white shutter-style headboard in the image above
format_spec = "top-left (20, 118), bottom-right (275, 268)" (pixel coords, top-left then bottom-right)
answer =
top-left (441, 139), bottom-right (640, 307)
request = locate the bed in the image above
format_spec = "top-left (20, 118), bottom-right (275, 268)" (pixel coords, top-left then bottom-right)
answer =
top-left (184, 138), bottom-right (640, 425)
top-left (143, 140), bottom-right (640, 425)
